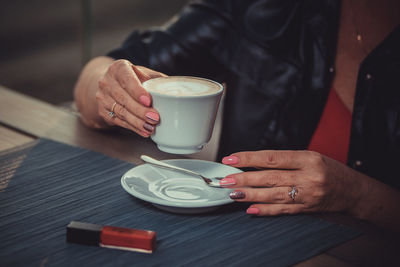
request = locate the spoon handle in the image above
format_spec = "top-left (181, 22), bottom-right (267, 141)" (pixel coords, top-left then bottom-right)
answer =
top-left (140, 155), bottom-right (201, 178)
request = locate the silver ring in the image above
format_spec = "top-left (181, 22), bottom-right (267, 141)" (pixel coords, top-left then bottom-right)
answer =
top-left (289, 186), bottom-right (298, 201)
top-left (108, 101), bottom-right (117, 118)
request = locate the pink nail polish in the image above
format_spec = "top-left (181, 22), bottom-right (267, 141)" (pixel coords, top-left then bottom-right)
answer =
top-left (246, 207), bottom-right (260, 215)
top-left (140, 131), bottom-right (150, 138)
top-left (222, 156), bottom-right (238, 165)
top-left (139, 95), bottom-right (151, 107)
top-left (219, 178), bottom-right (236, 187)
top-left (145, 111), bottom-right (159, 122)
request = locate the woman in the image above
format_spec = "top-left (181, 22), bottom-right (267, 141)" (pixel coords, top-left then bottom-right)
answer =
top-left (74, 0), bottom-right (400, 231)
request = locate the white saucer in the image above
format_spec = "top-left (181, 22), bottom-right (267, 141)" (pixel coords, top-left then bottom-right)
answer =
top-left (121, 159), bottom-right (242, 214)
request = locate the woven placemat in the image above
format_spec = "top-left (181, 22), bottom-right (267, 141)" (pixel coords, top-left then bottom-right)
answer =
top-left (0, 139), bottom-right (360, 266)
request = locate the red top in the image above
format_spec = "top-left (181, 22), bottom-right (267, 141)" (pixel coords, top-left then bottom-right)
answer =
top-left (308, 88), bottom-right (352, 164)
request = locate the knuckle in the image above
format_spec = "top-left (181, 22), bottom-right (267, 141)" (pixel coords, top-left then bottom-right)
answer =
top-left (281, 207), bottom-right (295, 215)
top-left (311, 171), bottom-right (328, 185)
top-left (109, 60), bottom-right (133, 89)
top-left (136, 106), bottom-right (147, 119)
top-left (268, 207), bottom-right (281, 216)
top-left (280, 207), bottom-right (290, 214)
top-left (120, 75), bottom-right (132, 90)
top-left (264, 151), bottom-right (278, 166)
top-left (307, 151), bottom-right (324, 166)
top-left (114, 104), bottom-right (127, 120)
top-left (240, 173), bottom-right (250, 186)
top-left (250, 191), bottom-right (260, 202)
top-left (95, 91), bottom-right (103, 102)
top-left (133, 119), bottom-right (144, 130)
top-left (110, 59), bottom-right (129, 71)
top-left (119, 120), bottom-right (130, 129)
top-left (313, 187), bottom-right (326, 200)
top-left (113, 92), bottom-right (126, 107)
top-left (238, 152), bottom-right (251, 165)
top-left (98, 76), bottom-right (108, 89)
top-left (273, 190), bottom-right (287, 202)
top-left (303, 190), bottom-right (325, 208)
top-left (264, 172), bottom-right (281, 186)
top-left (114, 117), bottom-right (131, 130)
top-left (288, 171), bottom-right (298, 181)
top-left (307, 151), bottom-right (329, 175)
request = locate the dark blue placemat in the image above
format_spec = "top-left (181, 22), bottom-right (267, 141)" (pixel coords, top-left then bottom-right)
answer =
top-left (0, 139), bottom-right (360, 267)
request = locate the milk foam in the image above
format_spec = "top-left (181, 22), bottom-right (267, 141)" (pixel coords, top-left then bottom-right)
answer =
top-left (144, 77), bottom-right (221, 96)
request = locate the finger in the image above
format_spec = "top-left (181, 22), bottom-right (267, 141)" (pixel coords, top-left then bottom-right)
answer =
top-left (222, 150), bottom-right (313, 169)
top-left (109, 85), bottom-right (160, 126)
top-left (99, 76), bottom-right (160, 126)
top-left (131, 64), bottom-right (152, 83)
top-left (135, 65), bottom-right (168, 80)
top-left (112, 102), bottom-right (156, 134)
top-left (107, 60), bottom-right (152, 107)
top-left (229, 187), bottom-right (303, 204)
top-left (246, 204), bottom-right (306, 216)
top-left (113, 116), bottom-right (151, 138)
top-left (101, 108), bottom-right (151, 138)
top-left (221, 169), bottom-right (298, 188)
top-left (96, 92), bottom-right (154, 136)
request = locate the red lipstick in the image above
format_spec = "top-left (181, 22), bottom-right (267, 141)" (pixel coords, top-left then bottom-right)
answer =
top-left (66, 221), bottom-right (156, 253)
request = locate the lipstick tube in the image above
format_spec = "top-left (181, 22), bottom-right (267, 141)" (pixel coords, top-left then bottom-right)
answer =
top-left (66, 221), bottom-right (156, 253)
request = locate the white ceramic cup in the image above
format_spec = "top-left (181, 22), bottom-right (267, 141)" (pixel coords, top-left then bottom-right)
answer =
top-left (142, 76), bottom-right (223, 154)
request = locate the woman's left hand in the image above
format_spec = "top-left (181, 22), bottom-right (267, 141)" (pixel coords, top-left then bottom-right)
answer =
top-left (220, 150), bottom-right (367, 216)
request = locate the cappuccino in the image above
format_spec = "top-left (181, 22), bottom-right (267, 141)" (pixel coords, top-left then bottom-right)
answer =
top-left (142, 76), bottom-right (223, 154)
top-left (143, 76), bottom-right (222, 97)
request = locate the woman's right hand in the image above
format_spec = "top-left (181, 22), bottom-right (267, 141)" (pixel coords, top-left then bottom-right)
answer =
top-left (95, 59), bottom-right (167, 137)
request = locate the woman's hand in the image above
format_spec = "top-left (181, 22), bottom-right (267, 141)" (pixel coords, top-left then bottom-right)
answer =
top-left (220, 150), bottom-right (367, 216)
top-left (95, 59), bottom-right (167, 137)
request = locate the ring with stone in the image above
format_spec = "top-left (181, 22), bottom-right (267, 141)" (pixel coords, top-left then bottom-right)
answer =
top-left (108, 101), bottom-right (117, 118)
top-left (289, 186), bottom-right (298, 201)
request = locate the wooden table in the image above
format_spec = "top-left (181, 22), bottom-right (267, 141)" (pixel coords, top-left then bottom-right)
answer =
top-left (0, 85), bottom-right (398, 266)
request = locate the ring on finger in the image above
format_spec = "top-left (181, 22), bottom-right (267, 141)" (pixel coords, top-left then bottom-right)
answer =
top-left (288, 186), bottom-right (298, 201)
top-left (108, 101), bottom-right (117, 118)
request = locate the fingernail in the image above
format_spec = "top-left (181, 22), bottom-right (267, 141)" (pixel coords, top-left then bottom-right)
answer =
top-left (141, 131), bottom-right (150, 138)
top-left (219, 177), bottom-right (236, 187)
top-left (145, 111), bottom-right (159, 122)
top-left (139, 95), bottom-right (151, 107)
top-left (222, 156), bottom-right (238, 165)
top-left (229, 191), bottom-right (245, 199)
top-left (246, 207), bottom-right (260, 215)
top-left (143, 122), bottom-right (154, 132)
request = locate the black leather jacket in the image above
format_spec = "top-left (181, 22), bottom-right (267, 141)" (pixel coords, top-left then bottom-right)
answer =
top-left (108, 0), bottom-right (400, 189)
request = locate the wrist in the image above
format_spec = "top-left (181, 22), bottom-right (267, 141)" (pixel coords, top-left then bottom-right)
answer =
top-left (334, 164), bottom-right (400, 231)
top-left (346, 171), bottom-right (372, 219)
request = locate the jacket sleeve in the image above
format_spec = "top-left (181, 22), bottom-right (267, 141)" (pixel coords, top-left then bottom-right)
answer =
top-left (106, 0), bottom-right (234, 82)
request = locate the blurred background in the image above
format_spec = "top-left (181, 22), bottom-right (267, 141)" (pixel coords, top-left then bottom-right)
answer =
top-left (0, 0), bottom-right (189, 105)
